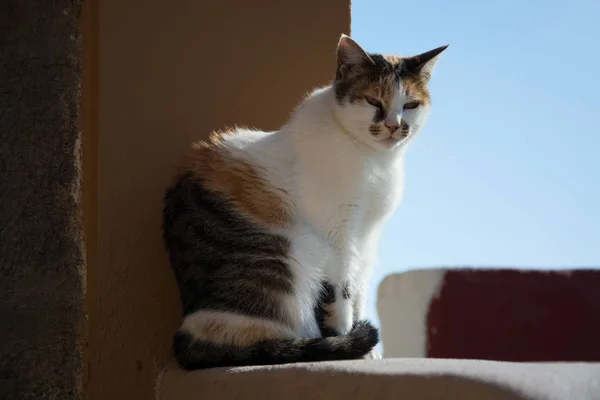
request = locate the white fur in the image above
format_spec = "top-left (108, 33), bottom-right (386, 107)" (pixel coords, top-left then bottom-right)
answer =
top-left (333, 82), bottom-right (431, 151)
top-left (181, 310), bottom-right (296, 344)
top-left (220, 80), bottom-right (433, 337)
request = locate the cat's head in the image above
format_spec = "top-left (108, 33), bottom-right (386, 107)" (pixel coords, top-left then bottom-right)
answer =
top-left (332, 34), bottom-right (447, 152)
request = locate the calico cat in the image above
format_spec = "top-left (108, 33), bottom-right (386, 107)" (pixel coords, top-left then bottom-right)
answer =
top-left (163, 34), bottom-right (447, 369)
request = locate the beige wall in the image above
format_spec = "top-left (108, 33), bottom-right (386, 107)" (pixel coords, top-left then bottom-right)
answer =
top-left (377, 270), bottom-right (446, 358)
top-left (91, 1), bottom-right (350, 398)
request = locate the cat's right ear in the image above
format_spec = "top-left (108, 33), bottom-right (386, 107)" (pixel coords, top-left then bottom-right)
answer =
top-left (336, 34), bottom-right (374, 77)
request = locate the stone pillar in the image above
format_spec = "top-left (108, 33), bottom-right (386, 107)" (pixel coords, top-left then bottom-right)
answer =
top-left (0, 1), bottom-right (85, 399)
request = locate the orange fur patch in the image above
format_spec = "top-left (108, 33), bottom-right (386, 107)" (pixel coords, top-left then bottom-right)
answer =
top-left (402, 76), bottom-right (431, 105)
top-left (321, 302), bottom-right (340, 329)
top-left (350, 56), bottom-right (432, 108)
top-left (360, 73), bottom-right (399, 109)
top-left (367, 55), bottom-right (431, 106)
top-left (176, 130), bottom-right (292, 228)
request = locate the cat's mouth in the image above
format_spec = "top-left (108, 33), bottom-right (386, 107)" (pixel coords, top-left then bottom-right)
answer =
top-left (378, 137), bottom-right (401, 149)
top-left (378, 133), bottom-right (410, 148)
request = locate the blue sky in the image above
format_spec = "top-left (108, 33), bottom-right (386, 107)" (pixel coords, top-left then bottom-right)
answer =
top-left (351, 0), bottom-right (600, 327)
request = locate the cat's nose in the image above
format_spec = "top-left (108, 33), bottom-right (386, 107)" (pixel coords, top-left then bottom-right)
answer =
top-left (384, 122), bottom-right (400, 134)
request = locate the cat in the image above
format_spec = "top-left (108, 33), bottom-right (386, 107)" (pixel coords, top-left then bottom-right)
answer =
top-left (162, 34), bottom-right (447, 369)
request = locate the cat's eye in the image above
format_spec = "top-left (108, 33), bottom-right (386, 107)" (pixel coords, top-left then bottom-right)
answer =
top-left (403, 101), bottom-right (420, 110)
top-left (364, 96), bottom-right (383, 109)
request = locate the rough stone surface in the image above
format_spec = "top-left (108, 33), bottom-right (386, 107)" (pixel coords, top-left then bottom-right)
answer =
top-left (157, 359), bottom-right (600, 400)
top-left (0, 1), bottom-right (85, 399)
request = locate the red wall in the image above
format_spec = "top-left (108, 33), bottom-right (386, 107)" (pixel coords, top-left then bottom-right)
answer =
top-left (427, 269), bottom-right (600, 361)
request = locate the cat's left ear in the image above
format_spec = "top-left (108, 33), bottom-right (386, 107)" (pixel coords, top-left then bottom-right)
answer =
top-left (405, 45), bottom-right (449, 81)
top-left (336, 34), bottom-right (375, 77)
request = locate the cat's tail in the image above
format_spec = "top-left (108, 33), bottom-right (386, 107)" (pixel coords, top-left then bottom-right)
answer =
top-left (173, 320), bottom-right (379, 370)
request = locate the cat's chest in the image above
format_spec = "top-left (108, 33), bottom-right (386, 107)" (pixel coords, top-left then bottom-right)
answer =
top-left (330, 164), bottom-right (402, 225)
top-left (293, 146), bottom-right (404, 231)
top-left (352, 163), bottom-right (401, 206)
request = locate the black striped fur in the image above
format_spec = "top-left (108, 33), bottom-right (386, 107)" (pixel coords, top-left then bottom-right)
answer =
top-left (174, 321), bottom-right (378, 370)
top-left (163, 172), bottom-right (379, 369)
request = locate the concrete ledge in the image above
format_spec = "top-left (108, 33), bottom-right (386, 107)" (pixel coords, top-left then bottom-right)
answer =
top-left (156, 359), bottom-right (600, 400)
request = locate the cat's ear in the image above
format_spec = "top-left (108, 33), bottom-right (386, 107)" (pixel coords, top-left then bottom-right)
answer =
top-left (404, 45), bottom-right (448, 81)
top-left (336, 34), bottom-right (374, 76)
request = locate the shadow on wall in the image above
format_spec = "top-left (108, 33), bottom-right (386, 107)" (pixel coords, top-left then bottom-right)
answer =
top-left (89, 1), bottom-right (351, 399)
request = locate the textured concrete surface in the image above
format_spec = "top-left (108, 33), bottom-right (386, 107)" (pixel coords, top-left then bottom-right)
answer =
top-left (157, 358), bottom-right (600, 400)
top-left (0, 1), bottom-right (85, 399)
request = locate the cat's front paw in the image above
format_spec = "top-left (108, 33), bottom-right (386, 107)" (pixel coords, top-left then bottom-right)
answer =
top-left (335, 299), bottom-right (354, 335)
top-left (363, 349), bottom-right (383, 360)
top-left (319, 296), bottom-right (354, 336)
